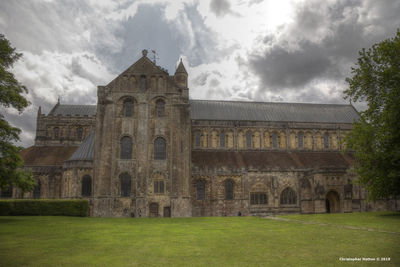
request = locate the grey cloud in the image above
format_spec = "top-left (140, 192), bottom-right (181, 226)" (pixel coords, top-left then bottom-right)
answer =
top-left (99, 3), bottom-right (219, 74)
top-left (209, 0), bottom-right (231, 17)
top-left (250, 41), bottom-right (333, 90)
top-left (248, 0), bottom-right (400, 100)
top-left (193, 72), bottom-right (210, 86)
top-left (180, 3), bottom-right (221, 65)
top-left (248, 0), bottom-right (264, 6)
top-left (0, 1), bottom-right (93, 53)
top-left (1, 1), bottom-right (220, 146)
top-left (209, 78), bottom-right (220, 87)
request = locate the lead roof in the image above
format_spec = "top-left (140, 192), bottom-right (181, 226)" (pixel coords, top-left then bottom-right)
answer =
top-left (47, 100), bottom-right (359, 123)
top-left (67, 130), bottom-right (95, 161)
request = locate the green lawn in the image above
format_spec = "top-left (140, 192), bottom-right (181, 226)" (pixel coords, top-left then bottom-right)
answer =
top-left (0, 212), bottom-right (399, 267)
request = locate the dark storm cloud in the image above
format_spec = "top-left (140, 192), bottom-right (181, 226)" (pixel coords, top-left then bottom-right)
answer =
top-left (248, 0), bottom-right (400, 96)
top-left (97, 3), bottom-right (219, 75)
top-left (249, 42), bottom-right (333, 90)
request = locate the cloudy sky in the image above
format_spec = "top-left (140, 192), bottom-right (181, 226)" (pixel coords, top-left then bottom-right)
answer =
top-left (1, 0), bottom-right (399, 147)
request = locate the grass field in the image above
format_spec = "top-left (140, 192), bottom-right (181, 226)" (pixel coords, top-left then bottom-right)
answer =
top-left (0, 212), bottom-right (399, 266)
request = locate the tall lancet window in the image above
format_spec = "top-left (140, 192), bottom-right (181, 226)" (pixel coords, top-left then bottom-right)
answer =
top-left (324, 133), bottom-right (329, 149)
top-left (298, 132), bottom-right (304, 149)
top-left (156, 99), bottom-right (165, 117)
top-left (121, 136), bottom-right (133, 159)
top-left (140, 75), bottom-right (146, 91)
top-left (154, 137), bottom-right (166, 160)
top-left (246, 131), bottom-right (252, 148)
top-left (123, 99), bottom-right (133, 117)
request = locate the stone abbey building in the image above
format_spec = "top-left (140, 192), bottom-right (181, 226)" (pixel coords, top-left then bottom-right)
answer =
top-left (14, 50), bottom-right (398, 217)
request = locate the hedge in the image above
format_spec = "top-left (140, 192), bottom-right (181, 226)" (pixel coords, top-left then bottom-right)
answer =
top-left (0, 199), bottom-right (89, 216)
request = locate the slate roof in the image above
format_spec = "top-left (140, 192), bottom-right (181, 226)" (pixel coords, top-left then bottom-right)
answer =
top-left (192, 151), bottom-right (354, 171)
top-left (46, 100), bottom-right (359, 123)
top-left (20, 146), bottom-right (78, 166)
top-left (189, 100), bottom-right (360, 123)
top-left (67, 130), bottom-right (95, 161)
top-left (49, 104), bottom-right (97, 116)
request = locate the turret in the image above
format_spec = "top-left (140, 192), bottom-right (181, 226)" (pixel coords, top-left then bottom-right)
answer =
top-left (34, 106), bottom-right (44, 145)
top-left (174, 59), bottom-right (188, 88)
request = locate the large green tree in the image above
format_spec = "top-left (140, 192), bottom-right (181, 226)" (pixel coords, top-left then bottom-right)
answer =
top-left (0, 34), bottom-right (35, 193)
top-left (344, 30), bottom-right (400, 200)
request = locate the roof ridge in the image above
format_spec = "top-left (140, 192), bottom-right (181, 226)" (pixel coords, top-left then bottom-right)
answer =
top-left (189, 99), bottom-right (353, 107)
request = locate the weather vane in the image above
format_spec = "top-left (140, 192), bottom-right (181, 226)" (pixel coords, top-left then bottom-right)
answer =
top-left (151, 50), bottom-right (159, 64)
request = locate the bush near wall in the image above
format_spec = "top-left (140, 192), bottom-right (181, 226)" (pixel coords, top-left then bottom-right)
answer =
top-left (0, 199), bottom-right (89, 216)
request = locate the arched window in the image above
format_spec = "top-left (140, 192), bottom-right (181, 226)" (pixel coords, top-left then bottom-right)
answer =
top-left (156, 99), bottom-right (165, 117)
top-left (33, 180), bottom-right (41, 199)
top-left (82, 175), bottom-right (92, 197)
top-left (280, 187), bottom-right (297, 205)
top-left (121, 136), bottom-right (132, 159)
top-left (246, 131), bottom-right (252, 148)
top-left (123, 99), bottom-right (133, 117)
top-left (77, 127), bottom-right (83, 140)
top-left (154, 180), bottom-right (164, 193)
top-left (324, 133), bottom-right (329, 149)
top-left (220, 132), bottom-right (225, 148)
top-left (0, 182), bottom-right (13, 198)
top-left (195, 131), bottom-right (201, 147)
top-left (196, 180), bottom-right (205, 200)
top-left (272, 132), bottom-right (278, 148)
top-left (54, 127), bottom-right (59, 139)
top-left (140, 75), bottom-right (146, 91)
top-left (154, 137), bottom-right (166, 160)
top-left (298, 132), bottom-right (304, 149)
top-left (120, 173), bottom-right (131, 197)
top-left (250, 192), bottom-right (268, 205)
top-left (225, 180), bottom-right (234, 200)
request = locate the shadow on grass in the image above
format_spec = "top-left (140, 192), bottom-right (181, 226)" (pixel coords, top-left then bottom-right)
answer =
top-left (0, 217), bottom-right (20, 224)
top-left (377, 212), bottom-right (400, 217)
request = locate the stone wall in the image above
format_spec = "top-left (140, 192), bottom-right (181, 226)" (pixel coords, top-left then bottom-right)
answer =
top-left (92, 53), bottom-right (191, 217)
top-left (192, 121), bottom-right (351, 151)
top-left (35, 107), bottom-right (95, 146)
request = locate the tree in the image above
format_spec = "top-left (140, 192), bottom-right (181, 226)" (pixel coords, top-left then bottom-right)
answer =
top-left (0, 34), bottom-right (35, 194)
top-left (344, 30), bottom-right (400, 200)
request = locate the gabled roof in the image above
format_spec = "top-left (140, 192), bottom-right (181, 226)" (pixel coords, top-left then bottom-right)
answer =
top-left (48, 104), bottom-right (96, 116)
top-left (189, 100), bottom-right (360, 123)
top-left (67, 130), bottom-right (94, 161)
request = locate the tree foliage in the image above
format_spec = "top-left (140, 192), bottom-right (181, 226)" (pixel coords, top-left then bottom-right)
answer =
top-left (344, 30), bottom-right (400, 200)
top-left (0, 34), bottom-right (35, 193)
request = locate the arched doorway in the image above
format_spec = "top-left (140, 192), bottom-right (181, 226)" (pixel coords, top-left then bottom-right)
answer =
top-left (325, 191), bottom-right (340, 213)
top-left (149, 203), bottom-right (159, 217)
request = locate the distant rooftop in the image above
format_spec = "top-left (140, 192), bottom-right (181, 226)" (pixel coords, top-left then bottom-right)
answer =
top-left (48, 104), bottom-right (96, 117)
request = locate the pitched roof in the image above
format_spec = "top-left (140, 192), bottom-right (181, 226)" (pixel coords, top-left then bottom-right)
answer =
top-left (45, 100), bottom-right (359, 123)
top-left (48, 104), bottom-right (96, 116)
top-left (189, 100), bottom-right (360, 123)
top-left (67, 130), bottom-right (95, 161)
top-left (192, 151), bottom-right (354, 171)
top-left (20, 146), bottom-right (78, 166)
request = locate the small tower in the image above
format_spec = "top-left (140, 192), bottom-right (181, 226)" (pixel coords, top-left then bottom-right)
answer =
top-left (174, 58), bottom-right (188, 88)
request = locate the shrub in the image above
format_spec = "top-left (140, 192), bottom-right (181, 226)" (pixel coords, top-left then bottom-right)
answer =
top-left (0, 199), bottom-right (89, 216)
